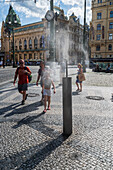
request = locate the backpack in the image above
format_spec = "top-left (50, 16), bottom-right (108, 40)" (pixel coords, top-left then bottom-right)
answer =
top-left (17, 66), bottom-right (32, 83)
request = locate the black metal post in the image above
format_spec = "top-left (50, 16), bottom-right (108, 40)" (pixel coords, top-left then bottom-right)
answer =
top-left (63, 77), bottom-right (72, 136)
top-left (49, 0), bottom-right (55, 62)
top-left (8, 30), bottom-right (11, 66)
top-left (66, 60), bottom-right (68, 77)
top-left (83, 0), bottom-right (86, 72)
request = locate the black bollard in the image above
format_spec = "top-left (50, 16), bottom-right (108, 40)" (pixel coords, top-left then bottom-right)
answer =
top-left (62, 77), bottom-right (72, 136)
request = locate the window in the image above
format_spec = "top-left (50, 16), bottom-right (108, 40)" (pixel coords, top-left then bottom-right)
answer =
top-left (19, 54), bottom-right (22, 60)
top-left (97, 24), bottom-right (101, 30)
top-left (97, 13), bottom-right (101, 19)
top-left (34, 53), bottom-right (37, 59)
top-left (24, 54), bottom-right (27, 60)
top-left (96, 34), bottom-right (101, 40)
top-left (29, 54), bottom-right (32, 59)
top-left (19, 40), bottom-right (22, 50)
top-left (110, 11), bottom-right (113, 18)
top-left (108, 44), bottom-right (112, 50)
top-left (29, 39), bottom-right (32, 49)
top-left (24, 39), bottom-right (27, 50)
top-left (40, 37), bottom-right (43, 48)
top-left (34, 37), bottom-right (38, 49)
top-left (109, 22), bottom-right (113, 29)
top-left (40, 53), bottom-right (42, 59)
top-left (110, 2), bottom-right (113, 5)
top-left (109, 33), bottom-right (112, 40)
top-left (15, 46), bottom-right (17, 51)
top-left (96, 45), bottom-right (100, 51)
top-left (98, 0), bottom-right (102, 3)
top-left (40, 36), bottom-right (45, 48)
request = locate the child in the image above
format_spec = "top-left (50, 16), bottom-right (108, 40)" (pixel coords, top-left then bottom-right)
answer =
top-left (42, 71), bottom-right (56, 113)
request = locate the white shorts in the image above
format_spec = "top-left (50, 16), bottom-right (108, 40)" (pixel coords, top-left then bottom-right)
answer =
top-left (43, 89), bottom-right (51, 96)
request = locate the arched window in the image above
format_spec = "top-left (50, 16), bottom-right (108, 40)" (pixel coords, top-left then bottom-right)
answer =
top-left (19, 40), bottom-right (22, 50)
top-left (108, 44), bottom-right (112, 51)
top-left (40, 36), bottom-right (45, 48)
top-left (29, 39), bottom-right (32, 49)
top-left (15, 41), bottom-right (17, 51)
top-left (40, 37), bottom-right (42, 48)
top-left (97, 24), bottom-right (101, 30)
top-left (96, 45), bottom-right (100, 51)
top-left (110, 11), bottom-right (113, 18)
top-left (34, 37), bottom-right (38, 49)
top-left (24, 39), bottom-right (27, 50)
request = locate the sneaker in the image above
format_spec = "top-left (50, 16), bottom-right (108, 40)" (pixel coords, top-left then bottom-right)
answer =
top-left (22, 100), bottom-right (25, 105)
top-left (48, 106), bottom-right (51, 110)
top-left (25, 94), bottom-right (28, 100)
top-left (43, 109), bottom-right (46, 113)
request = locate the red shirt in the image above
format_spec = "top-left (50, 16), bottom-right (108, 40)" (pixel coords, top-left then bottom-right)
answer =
top-left (15, 66), bottom-right (31, 85)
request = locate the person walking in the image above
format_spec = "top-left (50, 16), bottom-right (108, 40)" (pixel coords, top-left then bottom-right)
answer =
top-left (42, 70), bottom-right (56, 113)
top-left (76, 63), bottom-right (83, 92)
top-left (13, 59), bottom-right (31, 105)
top-left (36, 61), bottom-right (45, 103)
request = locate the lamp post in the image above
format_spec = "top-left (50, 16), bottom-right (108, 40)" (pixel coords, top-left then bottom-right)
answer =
top-left (45, 0), bottom-right (55, 62)
top-left (5, 21), bottom-right (17, 68)
top-left (7, 21), bottom-right (17, 68)
top-left (83, 0), bottom-right (86, 72)
top-left (49, 0), bottom-right (55, 62)
top-left (4, 5), bottom-right (21, 67)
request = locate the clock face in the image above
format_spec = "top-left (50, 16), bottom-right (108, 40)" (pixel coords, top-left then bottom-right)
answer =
top-left (45, 10), bottom-right (54, 21)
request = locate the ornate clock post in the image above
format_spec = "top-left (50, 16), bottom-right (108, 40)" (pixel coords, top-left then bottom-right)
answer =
top-left (45, 0), bottom-right (55, 62)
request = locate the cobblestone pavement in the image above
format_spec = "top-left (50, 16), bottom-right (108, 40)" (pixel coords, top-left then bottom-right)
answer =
top-left (0, 66), bottom-right (113, 170)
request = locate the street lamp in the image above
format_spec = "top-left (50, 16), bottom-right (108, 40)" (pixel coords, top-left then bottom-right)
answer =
top-left (5, 19), bottom-right (19, 68)
top-left (83, 0), bottom-right (86, 72)
top-left (4, 5), bottom-right (21, 67)
top-left (45, 0), bottom-right (55, 62)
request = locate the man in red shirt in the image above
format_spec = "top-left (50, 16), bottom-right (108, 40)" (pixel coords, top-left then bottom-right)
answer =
top-left (13, 59), bottom-right (31, 105)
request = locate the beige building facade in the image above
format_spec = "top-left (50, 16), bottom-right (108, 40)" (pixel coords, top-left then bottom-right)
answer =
top-left (0, 5), bottom-right (88, 65)
top-left (89, 0), bottom-right (113, 62)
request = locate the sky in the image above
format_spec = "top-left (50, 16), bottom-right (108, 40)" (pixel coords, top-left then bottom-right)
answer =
top-left (0, 0), bottom-right (92, 35)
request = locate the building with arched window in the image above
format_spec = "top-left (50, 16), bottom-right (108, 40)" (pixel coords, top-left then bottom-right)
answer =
top-left (1, 5), bottom-right (89, 65)
top-left (89, 0), bottom-right (113, 62)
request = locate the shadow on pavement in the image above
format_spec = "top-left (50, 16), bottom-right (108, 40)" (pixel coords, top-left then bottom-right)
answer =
top-left (12, 113), bottom-right (44, 128)
top-left (17, 134), bottom-right (68, 169)
top-left (72, 91), bottom-right (80, 95)
top-left (12, 113), bottom-right (61, 138)
top-left (0, 87), bottom-right (17, 94)
top-left (0, 134), bottom-right (68, 170)
top-left (3, 101), bottom-right (42, 117)
top-left (0, 103), bottom-right (21, 116)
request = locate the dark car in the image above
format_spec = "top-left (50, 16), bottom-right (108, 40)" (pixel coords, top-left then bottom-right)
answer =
top-left (89, 61), bottom-right (96, 68)
top-left (36, 60), bottom-right (43, 65)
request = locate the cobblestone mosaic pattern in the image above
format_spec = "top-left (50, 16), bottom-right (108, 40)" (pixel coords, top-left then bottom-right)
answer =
top-left (0, 66), bottom-right (113, 169)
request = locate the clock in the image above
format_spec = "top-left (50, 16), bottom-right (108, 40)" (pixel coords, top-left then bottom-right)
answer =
top-left (45, 10), bottom-right (54, 22)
